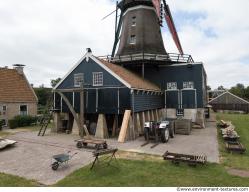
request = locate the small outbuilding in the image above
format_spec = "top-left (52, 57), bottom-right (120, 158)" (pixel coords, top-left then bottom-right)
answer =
top-left (209, 91), bottom-right (249, 113)
top-left (0, 65), bottom-right (38, 127)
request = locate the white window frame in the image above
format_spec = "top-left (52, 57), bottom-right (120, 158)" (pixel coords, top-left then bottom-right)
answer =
top-left (19, 105), bottom-right (28, 116)
top-left (183, 81), bottom-right (194, 89)
top-left (167, 82), bottom-right (177, 90)
top-left (2, 105), bottom-right (7, 112)
top-left (74, 73), bottom-right (84, 87)
top-left (130, 35), bottom-right (136, 45)
top-left (93, 72), bottom-right (103, 86)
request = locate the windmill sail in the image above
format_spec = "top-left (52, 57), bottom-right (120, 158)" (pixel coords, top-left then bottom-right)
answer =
top-left (152, 0), bottom-right (162, 22)
top-left (164, 4), bottom-right (184, 55)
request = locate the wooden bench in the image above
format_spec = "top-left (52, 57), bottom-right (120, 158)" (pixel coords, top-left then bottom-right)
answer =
top-left (90, 148), bottom-right (118, 170)
top-left (76, 139), bottom-right (108, 150)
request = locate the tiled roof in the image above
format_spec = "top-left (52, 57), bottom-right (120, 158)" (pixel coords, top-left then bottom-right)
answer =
top-left (0, 68), bottom-right (38, 103)
top-left (98, 58), bottom-right (161, 91)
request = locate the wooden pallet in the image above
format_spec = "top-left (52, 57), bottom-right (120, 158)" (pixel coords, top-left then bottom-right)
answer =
top-left (163, 151), bottom-right (207, 166)
top-left (225, 141), bottom-right (246, 154)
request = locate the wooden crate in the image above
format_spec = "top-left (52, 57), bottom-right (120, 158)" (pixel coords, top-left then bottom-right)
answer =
top-left (174, 119), bottom-right (192, 135)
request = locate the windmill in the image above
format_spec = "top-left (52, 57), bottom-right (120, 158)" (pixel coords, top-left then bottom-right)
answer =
top-left (104, 0), bottom-right (186, 60)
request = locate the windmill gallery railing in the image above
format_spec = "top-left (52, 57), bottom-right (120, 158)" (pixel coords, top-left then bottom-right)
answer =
top-left (99, 53), bottom-right (194, 64)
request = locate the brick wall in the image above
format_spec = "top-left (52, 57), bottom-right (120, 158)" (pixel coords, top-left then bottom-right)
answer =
top-left (0, 102), bottom-right (37, 125)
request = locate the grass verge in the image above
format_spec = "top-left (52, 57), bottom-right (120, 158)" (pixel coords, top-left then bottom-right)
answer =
top-left (0, 172), bottom-right (37, 187)
top-left (216, 113), bottom-right (249, 170)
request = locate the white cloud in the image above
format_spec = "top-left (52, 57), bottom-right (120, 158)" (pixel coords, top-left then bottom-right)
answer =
top-left (0, 0), bottom-right (248, 89)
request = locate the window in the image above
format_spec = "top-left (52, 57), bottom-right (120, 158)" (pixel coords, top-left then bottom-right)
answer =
top-left (130, 35), bottom-right (136, 44)
top-left (74, 73), bottom-right (84, 87)
top-left (2, 106), bottom-right (7, 115)
top-left (93, 72), bottom-right (103, 86)
top-left (183, 81), bottom-right (194, 89)
top-left (2, 106), bottom-right (7, 111)
top-left (167, 82), bottom-right (177, 90)
top-left (131, 16), bottom-right (136, 26)
top-left (20, 105), bottom-right (28, 116)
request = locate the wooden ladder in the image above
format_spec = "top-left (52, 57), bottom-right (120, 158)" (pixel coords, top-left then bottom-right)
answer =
top-left (38, 110), bottom-right (53, 136)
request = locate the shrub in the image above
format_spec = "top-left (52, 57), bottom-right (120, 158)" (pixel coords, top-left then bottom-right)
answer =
top-left (0, 120), bottom-right (4, 130)
top-left (8, 115), bottom-right (38, 129)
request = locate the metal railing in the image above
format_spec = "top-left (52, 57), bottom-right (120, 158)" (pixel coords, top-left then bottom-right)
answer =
top-left (98, 53), bottom-right (194, 64)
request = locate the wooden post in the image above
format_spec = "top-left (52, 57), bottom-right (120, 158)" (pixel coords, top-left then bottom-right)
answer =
top-left (80, 82), bottom-right (84, 137)
top-left (54, 90), bottom-right (90, 138)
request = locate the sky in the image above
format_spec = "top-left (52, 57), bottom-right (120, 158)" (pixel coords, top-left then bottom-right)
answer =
top-left (0, 0), bottom-right (249, 89)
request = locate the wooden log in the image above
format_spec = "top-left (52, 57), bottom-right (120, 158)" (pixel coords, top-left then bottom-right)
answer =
top-left (118, 110), bottom-right (131, 143)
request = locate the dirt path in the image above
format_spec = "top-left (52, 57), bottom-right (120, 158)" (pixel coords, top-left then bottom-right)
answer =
top-left (227, 168), bottom-right (249, 178)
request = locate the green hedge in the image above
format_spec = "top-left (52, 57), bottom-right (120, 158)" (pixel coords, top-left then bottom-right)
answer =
top-left (8, 115), bottom-right (38, 129)
top-left (0, 120), bottom-right (4, 130)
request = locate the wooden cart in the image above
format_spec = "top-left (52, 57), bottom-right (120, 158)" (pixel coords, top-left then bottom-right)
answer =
top-left (225, 141), bottom-right (246, 154)
top-left (163, 151), bottom-right (207, 166)
top-left (76, 138), bottom-right (108, 150)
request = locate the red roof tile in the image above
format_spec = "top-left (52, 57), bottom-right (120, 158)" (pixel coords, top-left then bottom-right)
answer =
top-left (0, 68), bottom-right (37, 103)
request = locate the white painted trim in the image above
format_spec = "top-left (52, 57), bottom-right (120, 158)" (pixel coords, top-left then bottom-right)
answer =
top-left (73, 92), bottom-right (75, 108)
top-left (91, 56), bottom-right (132, 89)
top-left (209, 91), bottom-right (249, 104)
top-left (54, 51), bottom-right (132, 90)
top-left (53, 93), bottom-right (55, 109)
top-left (123, 5), bottom-right (156, 17)
top-left (181, 89), bottom-right (197, 109)
top-left (92, 72), bottom-right (103, 86)
top-left (53, 52), bottom-right (89, 90)
top-left (60, 96), bottom-right (62, 112)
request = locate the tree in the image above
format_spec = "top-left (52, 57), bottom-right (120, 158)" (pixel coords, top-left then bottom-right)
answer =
top-left (217, 85), bottom-right (226, 90)
top-left (34, 87), bottom-right (52, 106)
top-left (230, 83), bottom-right (245, 98)
top-left (206, 85), bottom-right (211, 91)
top-left (51, 78), bottom-right (61, 88)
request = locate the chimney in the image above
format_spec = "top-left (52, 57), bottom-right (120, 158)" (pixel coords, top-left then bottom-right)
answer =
top-left (13, 64), bottom-right (25, 75)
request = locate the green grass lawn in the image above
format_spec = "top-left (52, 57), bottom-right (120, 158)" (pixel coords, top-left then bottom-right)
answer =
top-left (0, 172), bottom-right (37, 187)
top-left (216, 113), bottom-right (249, 170)
top-left (55, 159), bottom-right (249, 187)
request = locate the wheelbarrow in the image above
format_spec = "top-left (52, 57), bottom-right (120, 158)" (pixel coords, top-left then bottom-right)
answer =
top-left (51, 151), bottom-right (77, 170)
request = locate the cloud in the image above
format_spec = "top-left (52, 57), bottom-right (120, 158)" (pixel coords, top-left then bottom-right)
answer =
top-left (0, 0), bottom-right (248, 89)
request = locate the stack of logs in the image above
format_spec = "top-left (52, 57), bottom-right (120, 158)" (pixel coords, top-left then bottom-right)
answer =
top-left (218, 120), bottom-right (246, 154)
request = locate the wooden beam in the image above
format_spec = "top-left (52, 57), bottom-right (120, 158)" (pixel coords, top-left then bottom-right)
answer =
top-left (54, 90), bottom-right (90, 137)
top-left (118, 110), bottom-right (131, 143)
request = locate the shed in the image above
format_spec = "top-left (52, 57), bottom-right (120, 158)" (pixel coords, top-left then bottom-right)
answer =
top-left (209, 91), bottom-right (249, 113)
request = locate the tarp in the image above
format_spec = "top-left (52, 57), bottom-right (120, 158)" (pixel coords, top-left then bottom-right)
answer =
top-left (0, 138), bottom-right (17, 150)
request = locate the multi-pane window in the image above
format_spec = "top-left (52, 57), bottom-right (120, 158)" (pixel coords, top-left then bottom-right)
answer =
top-left (167, 82), bottom-right (177, 90)
top-left (183, 81), bottom-right (194, 89)
top-left (131, 16), bottom-right (136, 26)
top-left (2, 106), bottom-right (7, 115)
top-left (93, 72), bottom-right (103, 86)
top-left (130, 35), bottom-right (136, 44)
top-left (20, 105), bottom-right (28, 116)
top-left (74, 73), bottom-right (84, 87)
